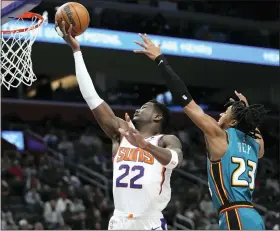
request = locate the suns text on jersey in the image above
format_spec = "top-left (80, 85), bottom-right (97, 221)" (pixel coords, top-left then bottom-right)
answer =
top-left (116, 147), bottom-right (154, 165)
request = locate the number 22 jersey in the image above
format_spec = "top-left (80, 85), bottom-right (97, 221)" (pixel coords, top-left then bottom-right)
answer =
top-left (112, 134), bottom-right (172, 217)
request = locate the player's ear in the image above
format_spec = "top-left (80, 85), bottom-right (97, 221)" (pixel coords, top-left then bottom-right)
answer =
top-left (229, 119), bottom-right (238, 127)
top-left (153, 113), bottom-right (163, 122)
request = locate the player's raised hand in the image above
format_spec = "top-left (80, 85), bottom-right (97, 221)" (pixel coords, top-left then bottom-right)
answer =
top-left (134, 33), bottom-right (162, 61)
top-left (235, 90), bottom-right (249, 106)
top-left (55, 21), bottom-right (80, 52)
top-left (118, 113), bottom-right (149, 149)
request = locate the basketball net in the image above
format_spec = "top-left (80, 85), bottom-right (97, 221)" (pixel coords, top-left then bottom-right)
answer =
top-left (1, 12), bottom-right (44, 90)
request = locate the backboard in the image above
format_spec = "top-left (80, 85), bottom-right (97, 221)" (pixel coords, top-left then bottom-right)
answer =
top-left (1, 0), bottom-right (42, 25)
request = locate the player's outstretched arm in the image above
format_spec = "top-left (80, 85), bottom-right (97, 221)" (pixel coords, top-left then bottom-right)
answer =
top-left (55, 22), bottom-right (125, 140)
top-left (134, 34), bottom-right (224, 138)
top-left (119, 114), bottom-right (183, 168)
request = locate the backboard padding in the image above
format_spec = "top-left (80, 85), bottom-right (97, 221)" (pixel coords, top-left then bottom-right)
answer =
top-left (1, 0), bottom-right (42, 25)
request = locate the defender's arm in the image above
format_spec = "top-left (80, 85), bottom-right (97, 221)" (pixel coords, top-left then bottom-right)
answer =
top-left (155, 55), bottom-right (225, 138)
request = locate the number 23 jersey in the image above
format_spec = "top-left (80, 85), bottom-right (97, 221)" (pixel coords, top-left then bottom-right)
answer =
top-left (112, 134), bottom-right (172, 217)
top-left (207, 128), bottom-right (260, 209)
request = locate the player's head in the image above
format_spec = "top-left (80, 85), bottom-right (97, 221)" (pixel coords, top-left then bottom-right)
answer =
top-left (133, 100), bottom-right (171, 133)
top-left (218, 100), bottom-right (267, 138)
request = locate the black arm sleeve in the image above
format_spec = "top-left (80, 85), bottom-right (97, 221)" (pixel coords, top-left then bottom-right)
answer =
top-left (155, 54), bottom-right (193, 107)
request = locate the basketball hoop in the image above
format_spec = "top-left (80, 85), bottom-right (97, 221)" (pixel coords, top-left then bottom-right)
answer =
top-left (1, 12), bottom-right (44, 90)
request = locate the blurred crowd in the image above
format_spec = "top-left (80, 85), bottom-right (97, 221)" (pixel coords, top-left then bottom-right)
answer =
top-left (2, 113), bottom-right (279, 230)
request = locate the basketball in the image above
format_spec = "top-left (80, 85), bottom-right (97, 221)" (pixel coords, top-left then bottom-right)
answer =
top-left (55, 2), bottom-right (90, 36)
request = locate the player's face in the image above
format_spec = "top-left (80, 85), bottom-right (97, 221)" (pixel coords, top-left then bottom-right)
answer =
top-left (218, 106), bottom-right (236, 129)
top-left (133, 102), bottom-right (156, 123)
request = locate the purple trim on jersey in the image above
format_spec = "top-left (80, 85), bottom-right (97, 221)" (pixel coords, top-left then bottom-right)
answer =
top-left (159, 168), bottom-right (166, 195)
top-left (157, 134), bottom-right (164, 146)
top-left (160, 218), bottom-right (167, 230)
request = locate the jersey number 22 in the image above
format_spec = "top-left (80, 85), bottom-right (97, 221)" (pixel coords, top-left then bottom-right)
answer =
top-left (116, 164), bottom-right (144, 189)
top-left (231, 157), bottom-right (257, 190)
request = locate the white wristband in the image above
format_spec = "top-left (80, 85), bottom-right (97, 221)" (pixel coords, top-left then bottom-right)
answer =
top-left (164, 149), bottom-right (179, 169)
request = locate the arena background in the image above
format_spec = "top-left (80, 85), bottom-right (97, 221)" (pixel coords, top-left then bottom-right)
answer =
top-left (1, 0), bottom-right (280, 230)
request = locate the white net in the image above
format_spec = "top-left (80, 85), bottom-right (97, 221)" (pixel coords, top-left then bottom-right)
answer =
top-left (1, 14), bottom-right (43, 90)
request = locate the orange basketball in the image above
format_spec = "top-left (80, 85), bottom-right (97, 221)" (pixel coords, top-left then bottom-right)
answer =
top-left (55, 2), bottom-right (90, 36)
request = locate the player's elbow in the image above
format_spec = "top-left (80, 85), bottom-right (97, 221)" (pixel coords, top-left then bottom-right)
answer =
top-left (175, 150), bottom-right (183, 169)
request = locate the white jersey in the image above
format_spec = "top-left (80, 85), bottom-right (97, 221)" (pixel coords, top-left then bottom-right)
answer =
top-left (112, 134), bottom-right (172, 218)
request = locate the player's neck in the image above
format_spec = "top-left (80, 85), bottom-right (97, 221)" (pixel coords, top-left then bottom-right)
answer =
top-left (135, 123), bottom-right (160, 138)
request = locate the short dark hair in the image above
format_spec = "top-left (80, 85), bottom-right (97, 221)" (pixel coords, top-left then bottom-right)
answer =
top-left (149, 100), bottom-right (171, 133)
top-left (225, 100), bottom-right (267, 139)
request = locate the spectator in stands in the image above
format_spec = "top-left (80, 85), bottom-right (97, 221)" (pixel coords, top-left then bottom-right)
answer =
top-left (79, 128), bottom-right (103, 151)
top-left (62, 170), bottom-right (81, 189)
top-left (1, 205), bottom-right (16, 230)
top-left (8, 160), bottom-right (23, 180)
top-left (272, 213), bottom-right (280, 230)
top-left (24, 156), bottom-right (37, 180)
top-left (94, 222), bottom-right (102, 230)
top-left (62, 202), bottom-right (74, 225)
top-left (1, 152), bottom-right (12, 170)
top-left (56, 192), bottom-right (73, 213)
top-left (18, 219), bottom-right (30, 230)
top-left (93, 208), bottom-right (102, 228)
top-left (265, 212), bottom-right (280, 230)
top-left (72, 198), bottom-right (85, 213)
top-left (43, 127), bottom-right (58, 146)
top-left (1, 180), bottom-right (10, 196)
top-left (24, 187), bottom-right (43, 212)
top-left (266, 177), bottom-right (280, 193)
top-left (34, 222), bottom-right (44, 230)
top-left (58, 134), bottom-right (74, 156)
top-left (26, 178), bottom-right (41, 192)
top-left (44, 199), bottom-right (64, 229)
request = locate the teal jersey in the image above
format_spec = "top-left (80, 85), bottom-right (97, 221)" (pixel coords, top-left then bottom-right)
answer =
top-left (207, 128), bottom-right (260, 210)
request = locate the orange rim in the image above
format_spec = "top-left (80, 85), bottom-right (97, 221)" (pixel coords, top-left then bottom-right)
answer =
top-left (1, 12), bottom-right (44, 34)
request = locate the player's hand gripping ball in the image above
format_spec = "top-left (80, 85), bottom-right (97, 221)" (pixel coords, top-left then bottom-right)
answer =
top-left (55, 2), bottom-right (90, 37)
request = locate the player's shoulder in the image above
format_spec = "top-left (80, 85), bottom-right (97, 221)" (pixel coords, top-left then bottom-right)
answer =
top-left (159, 134), bottom-right (182, 147)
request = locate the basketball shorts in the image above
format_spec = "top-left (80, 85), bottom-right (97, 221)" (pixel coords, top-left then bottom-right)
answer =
top-left (219, 207), bottom-right (265, 230)
top-left (108, 214), bottom-right (167, 230)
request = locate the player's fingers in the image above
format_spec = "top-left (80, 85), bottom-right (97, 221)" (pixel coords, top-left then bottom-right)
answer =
top-left (127, 127), bottom-right (135, 135)
top-left (139, 33), bottom-right (150, 44)
top-left (61, 21), bottom-right (68, 36)
top-left (125, 113), bottom-right (131, 123)
top-left (134, 40), bottom-right (147, 49)
top-left (133, 50), bottom-right (148, 54)
top-left (68, 24), bottom-right (73, 36)
top-left (118, 128), bottom-right (127, 136)
top-left (144, 33), bottom-right (153, 44)
top-left (55, 24), bottom-right (64, 38)
top-left (235, 90), bottom-right (242, 96)
top-left (229, 98), bottom-right (235, 102)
